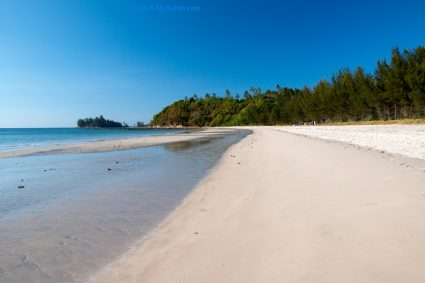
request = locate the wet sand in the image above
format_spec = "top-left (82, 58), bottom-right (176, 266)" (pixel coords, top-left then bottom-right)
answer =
top-left (90, 127), bottom-right (425, 283)
top-left (0, 129), bottom-right (229, 159)
top-left (0, 129), bottom-right (249, 282)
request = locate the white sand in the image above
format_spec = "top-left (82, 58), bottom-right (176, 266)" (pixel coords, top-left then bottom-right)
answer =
top-left (0, 129), bottom-right (228, 159)
top-left (89, 127), bottom-right (425, 283)
top-left (274, 124), bottom-right (425, 160)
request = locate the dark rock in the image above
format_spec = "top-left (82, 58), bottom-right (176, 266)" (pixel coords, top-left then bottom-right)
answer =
top-left (17, 185), bottom-right (25, 189)
top-left (107, 168), bottom-right (112, 171)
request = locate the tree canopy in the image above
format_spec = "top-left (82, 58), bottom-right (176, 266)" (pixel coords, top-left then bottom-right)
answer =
top-left (151, 46), bottom-right (425, 127)
top-left (77, 115), bottom-right (124, 128)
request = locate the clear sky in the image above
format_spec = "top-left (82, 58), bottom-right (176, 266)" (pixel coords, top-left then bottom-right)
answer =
top-left (0, 0), bottom-right (424, 127)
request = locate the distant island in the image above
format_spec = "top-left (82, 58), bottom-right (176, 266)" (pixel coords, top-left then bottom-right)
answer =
top-left (151, 46), bottom-right (425, 127)
top-left (77, 115), bottom-right (126, 128)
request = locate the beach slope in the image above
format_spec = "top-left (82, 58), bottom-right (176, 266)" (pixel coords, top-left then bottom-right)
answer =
top-left (90, 127), bottom-right (425, 282)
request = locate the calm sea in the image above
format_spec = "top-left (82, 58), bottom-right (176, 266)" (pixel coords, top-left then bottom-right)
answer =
top-left (0, 128), bottom-right (187, 153)
top-left (0, 128), bottom-right (250, 282)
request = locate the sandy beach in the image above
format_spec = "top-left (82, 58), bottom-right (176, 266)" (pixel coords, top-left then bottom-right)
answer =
top-left (0, 129), bottom-right (229, 159)
top-left (4, 1), bottom-right (424, 282)
top-left (89, 126), bottom-right (425, 283)
top-left (275, 124), bottom-right (425, 160)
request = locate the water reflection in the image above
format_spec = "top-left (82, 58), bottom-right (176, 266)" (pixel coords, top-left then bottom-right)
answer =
top-left (163, 137), bottom-right (214, 152)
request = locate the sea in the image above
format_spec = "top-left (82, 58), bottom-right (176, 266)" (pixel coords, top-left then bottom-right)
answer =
top-left (0, 128), bottom-right (250, 282)
top-left (0, 128), bottom-right (187, 153)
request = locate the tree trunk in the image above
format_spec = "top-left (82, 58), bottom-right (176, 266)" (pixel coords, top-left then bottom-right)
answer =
top-left (394, 103), bottom-right (397, 120)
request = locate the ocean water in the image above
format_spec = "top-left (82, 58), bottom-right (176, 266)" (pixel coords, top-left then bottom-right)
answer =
top-left (0, 129), bottom-right (250, 282)
top-left (0, 128), bottom-right (187, 153)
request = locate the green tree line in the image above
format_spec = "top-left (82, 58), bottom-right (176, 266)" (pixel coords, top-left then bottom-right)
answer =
top-left (77, 115), bottom-right (124, 128)
top-left (151, 46), bottom-right (425, 126)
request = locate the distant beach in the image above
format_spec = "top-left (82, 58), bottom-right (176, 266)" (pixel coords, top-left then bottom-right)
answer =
top-left (0, 128), bottom-right (190, 154)
top-left (0, 128), bottom-right (231, 158)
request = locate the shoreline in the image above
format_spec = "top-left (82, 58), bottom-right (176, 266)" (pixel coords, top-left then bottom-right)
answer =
top-left (0, 129), bottom-right (232, 159)
top-left (0, 128), bottom-right (251, 282)
top-left (90, 127), bottom-right (425, 282)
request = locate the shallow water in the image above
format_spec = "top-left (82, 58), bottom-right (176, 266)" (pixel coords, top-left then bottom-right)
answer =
top-left (0, 128), bottom-right (187, 153)
top-left (0, 129), bottom-right (250, 282)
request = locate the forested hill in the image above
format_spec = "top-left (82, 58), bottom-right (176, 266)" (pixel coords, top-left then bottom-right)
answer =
top-left (77, 115), bottom-right (124, 128)
top-left (151, 46), bottom-right (425, 127)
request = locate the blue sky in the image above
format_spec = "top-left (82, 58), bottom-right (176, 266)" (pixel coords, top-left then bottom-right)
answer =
top-left (0, 0), bottom-right (424, 127)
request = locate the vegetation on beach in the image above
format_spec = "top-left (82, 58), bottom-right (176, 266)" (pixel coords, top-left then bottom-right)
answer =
top-left (77, 115), bottom-right (126, 128)
top-left (151, 46), bottom-right (425, 127)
